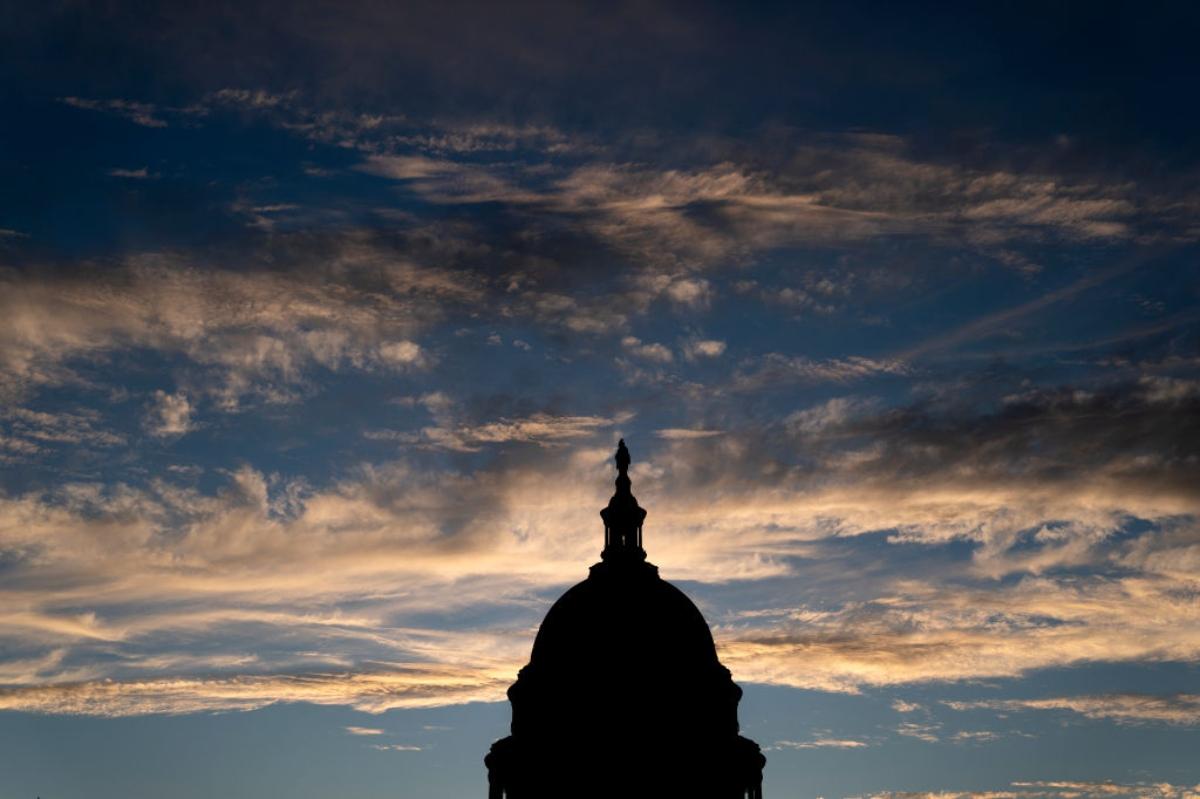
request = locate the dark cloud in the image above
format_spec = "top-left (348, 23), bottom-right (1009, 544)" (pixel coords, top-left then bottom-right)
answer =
top-left (10, 1), bottom-right (1200, 155)
top-left (655, 375), bottom-right (1200, 502)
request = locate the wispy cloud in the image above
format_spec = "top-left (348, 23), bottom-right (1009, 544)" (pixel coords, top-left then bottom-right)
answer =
top-left (0, 666), bottom-right (515, 716)
top-left (0, 404), bottom-right (1196, 715)
top-left (865, 781), bottom-right (1200, 799)
top-left (944, 694), bottom-right (1200, 726)
top-left (731, 354), bottom-right (910, 391)
top-left (654, 428), bottom-right (723, 440)
top-left (107, 167), bottom-right (154, 179)
top-left (356, 132), bottom-right (1156, 276)
top-left (718, 570), bottom-right (1200, 694)
top-left (1, 406), bottom-right (124, 456)
top-left (60, 97), bottom-right (168, 128)
top-left (345, 725), bottom-right (386, 735)
top-left (368, 743), bottom-right (423, 751)
top-left (367, 411), bottom-right (629, 452)
top-left (895, 250), bottom-right (1164, 362)
top-left (894, 722), bottom-right (941, 742)
top-left (769, 737), bottom-right (868, 750)
top-left (0, 240), bottom-right (478, 404)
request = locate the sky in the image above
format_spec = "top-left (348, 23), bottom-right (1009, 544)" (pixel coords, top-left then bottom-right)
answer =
top-left (1, 1), bottom-right (1199, 797)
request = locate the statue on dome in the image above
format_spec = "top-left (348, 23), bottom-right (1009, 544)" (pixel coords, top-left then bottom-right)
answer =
top-left (615, 438), bottom-right (631, 474)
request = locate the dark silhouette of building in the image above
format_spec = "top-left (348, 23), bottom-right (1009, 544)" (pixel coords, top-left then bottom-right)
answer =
top-left (485, 440), bottom-right (766, 798)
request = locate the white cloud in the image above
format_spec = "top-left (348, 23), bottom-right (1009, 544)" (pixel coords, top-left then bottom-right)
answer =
top-left (145, 391), bottom-right (195, 438)
top-left (769, 737), bottom-right (868, 750)
top-left (944, 694), bottom-right (1200, 726)
top-left (665, 277), bottom-right (713, 309)
top-left (345, 725), bottom-right (386, 735)
top-left (683, 338), bottom-right (726, 360)
top-left (654, 428), bottom-right (723, 440)
top-left (894, 722), bottom-right (941, 742)
top-left (369, 743), bottom-right (423, 752)
top-left (378, 340), bottom-right (425, 367)
top-left (621, 336), bottom-right (673, 363)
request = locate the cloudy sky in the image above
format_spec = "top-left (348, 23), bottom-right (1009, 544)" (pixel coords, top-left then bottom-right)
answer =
top-left (1, 2), bottom-right (1199, 797)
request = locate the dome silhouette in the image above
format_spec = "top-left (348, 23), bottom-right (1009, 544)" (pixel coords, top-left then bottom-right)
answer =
top-left (530, 564), bottom-right (718, 670)
top-left (485, 440), bottom-right (766, 799)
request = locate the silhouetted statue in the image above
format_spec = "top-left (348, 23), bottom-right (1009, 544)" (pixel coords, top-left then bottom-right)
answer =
top-left (485, 440), bottom-right (766, 798)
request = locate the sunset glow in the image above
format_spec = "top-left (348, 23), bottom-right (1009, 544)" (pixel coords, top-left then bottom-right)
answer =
top-left (2, 3), bottom-right (1199, 797)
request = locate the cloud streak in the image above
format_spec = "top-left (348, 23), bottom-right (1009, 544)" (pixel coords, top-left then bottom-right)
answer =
top-left (944, 694), bottom-right (1200, 726)
top-left (865, 781), bottom-right (1200, 799)
top-left (0, 665), bottom-right (516, 716)
top-left (1, 387), bottom-right (1197, 714)
top-left (0, 239), bottom-right (480, 405)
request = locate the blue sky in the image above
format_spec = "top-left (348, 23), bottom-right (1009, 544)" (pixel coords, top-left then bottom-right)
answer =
top-left (1, 2), bottom-right (1199, 797)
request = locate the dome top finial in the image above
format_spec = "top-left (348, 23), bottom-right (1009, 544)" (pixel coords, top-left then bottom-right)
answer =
top-left (600, 439), bottom-right (647, 562)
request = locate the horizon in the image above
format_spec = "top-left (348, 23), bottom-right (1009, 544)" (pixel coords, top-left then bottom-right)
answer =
top-left (1, 2), bottom-right (1199, 797)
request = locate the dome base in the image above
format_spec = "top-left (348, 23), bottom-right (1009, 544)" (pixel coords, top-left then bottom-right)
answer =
top-left (486, 733), bottom-right (764, 799)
